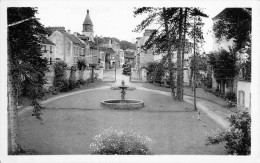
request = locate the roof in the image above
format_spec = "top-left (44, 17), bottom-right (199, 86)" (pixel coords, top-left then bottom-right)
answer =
top-left (212, 8), bottom-right (252, 20)
top-left (83, 10), bottom-right (93, 25)
top-left (99, 47), bottom-right (115, 53)
top-left (124, 51), bottom-right (135, 59)
top-left (42, 37), bottom-right (55, 45)
top-left (45, 27), bottom-right (66, 36)
top-left (59, 31), bottom-right (85, 48)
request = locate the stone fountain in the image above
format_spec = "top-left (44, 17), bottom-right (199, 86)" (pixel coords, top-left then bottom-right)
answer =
top-left (101, 80), bottom-right (144, 110)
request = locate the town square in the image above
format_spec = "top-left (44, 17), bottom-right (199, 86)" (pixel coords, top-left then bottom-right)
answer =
top-left (1, 1), bottom-right (257, 162)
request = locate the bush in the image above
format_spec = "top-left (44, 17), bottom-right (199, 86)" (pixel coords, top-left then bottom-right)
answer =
top-left (69, 66), bottom-right (77, 90)
top-left (77, 59), bottom-right (87, 71)
top-left (90, 128), bottom-right (152, 155)
top-left (53, 61), bottom-right (69, 92)
top-left (224, 91), bottom-right (237, 102)
top-left (206, 111), bottom-right (251, 155)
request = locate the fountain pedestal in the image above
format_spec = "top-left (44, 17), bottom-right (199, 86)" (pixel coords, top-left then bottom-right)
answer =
top-left (101, 80), bottom-right (144, 110)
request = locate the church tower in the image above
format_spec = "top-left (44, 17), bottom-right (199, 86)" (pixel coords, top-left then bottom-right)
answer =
top-left (82, 9), bottom-right (94, 38)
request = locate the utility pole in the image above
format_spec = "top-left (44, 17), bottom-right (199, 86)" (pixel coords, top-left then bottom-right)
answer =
top-left (193, 17), bottom-right (197, 111)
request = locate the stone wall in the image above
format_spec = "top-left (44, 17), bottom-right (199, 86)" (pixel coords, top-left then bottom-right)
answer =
top-left (44, 67), bottom-right (104, 88)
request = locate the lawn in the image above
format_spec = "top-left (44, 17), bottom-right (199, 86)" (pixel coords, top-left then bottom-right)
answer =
top-left (17, 88), bottom-right (226, 155)
top-left (141, 83), bottom-right (231, 108)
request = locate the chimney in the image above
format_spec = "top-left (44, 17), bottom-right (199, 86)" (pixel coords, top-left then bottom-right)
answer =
top-left (67, 29), bottom-right (71, 34)
top-left (109, 38), bottom-right (112, 48)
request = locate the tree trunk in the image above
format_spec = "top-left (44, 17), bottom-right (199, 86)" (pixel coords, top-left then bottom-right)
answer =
top-left (181, 8), bottom-right (188, 99)
top-left (176, 8), bottom-right (183, 101)
top-left (8, 39), bottom-right (23, 154)
top-left (163, 8), bottom-right (176, 100)
top-left (189, 68), bottom-right (193, 87)
top-left (193, 17), bottom-right (197, 111)
top-left (221, 80), bottom-right (225, 94)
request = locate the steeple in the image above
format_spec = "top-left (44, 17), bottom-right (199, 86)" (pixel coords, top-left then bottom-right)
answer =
top-left (83, 9), bottom-right (93, 33)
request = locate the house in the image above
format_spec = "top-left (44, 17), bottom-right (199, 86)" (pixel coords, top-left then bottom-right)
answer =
top-left (47, 27), bottom-right (85, 67)
top-left (211, 8), bottom-right (251, 110)
top-left (124, 50), bottom-right (135, 67)
top-left (135, 29), bottom-right (155, 72)
top-left (100, 38), bottom-right (121, 69)
top-left (41, 37), bottom-right (55, 65)
top-left (118, 49), bottom-right (125, 67)
top-left (99, 46), bottom-right (116, 69)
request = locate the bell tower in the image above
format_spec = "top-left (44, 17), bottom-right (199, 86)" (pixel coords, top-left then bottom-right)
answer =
top-left (82, 9), bottom-right (94, 37)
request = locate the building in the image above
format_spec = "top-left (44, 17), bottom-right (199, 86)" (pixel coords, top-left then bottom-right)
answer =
top-left (118, 49), bottom-right (125, 67)
top-left (81, 10), bottom-right (94, 42)
top-left (41, 37), bottom-right (56, 65)
top-left (135, 29), bottom-right (155, 72)
top-left (47, 27), bottom-right (85, 67)
top-left (124, 50), bottom-right (135, 67)
top-left (100, 38), bottom-right (121, 69)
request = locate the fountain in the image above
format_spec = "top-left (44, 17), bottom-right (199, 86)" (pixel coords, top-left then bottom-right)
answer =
top-left (101, 80), bottom-right (144, 110)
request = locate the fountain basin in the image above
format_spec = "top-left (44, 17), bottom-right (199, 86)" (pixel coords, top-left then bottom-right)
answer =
top-left (101, 99), bottom-right (144, 110)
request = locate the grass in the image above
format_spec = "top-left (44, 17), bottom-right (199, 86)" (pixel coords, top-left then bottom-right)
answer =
top-left (141, 83), bottom-right (231, 108)
top-left (16, 89), bottom-right (226, 155)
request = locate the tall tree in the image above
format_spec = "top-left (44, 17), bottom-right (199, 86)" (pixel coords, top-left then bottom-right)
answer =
top-left (208, 48), bottom-right (238, 94)
top-left (133, 7), bottom-right (179, 100)
top-left (180, 8), bottom-right (188, 99)
top-left (213, 8), bottom-right (251, 81)
top-left (176, 8), bottom-right (183, 100)
top-left (8, 7), bottom-right (48, 154)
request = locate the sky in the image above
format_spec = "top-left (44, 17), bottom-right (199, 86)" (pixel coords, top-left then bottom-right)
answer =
top-left (36, 6), bottom-right (224, 53)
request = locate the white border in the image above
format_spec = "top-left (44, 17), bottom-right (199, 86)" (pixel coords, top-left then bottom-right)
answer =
top-left (1, 0), bottom-right (260, 163)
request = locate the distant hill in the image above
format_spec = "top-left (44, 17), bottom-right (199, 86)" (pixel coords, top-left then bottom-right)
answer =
top-left (96, 36), bottom-right (136, 50)
top-left (120, 40), bottom-right (136, 50)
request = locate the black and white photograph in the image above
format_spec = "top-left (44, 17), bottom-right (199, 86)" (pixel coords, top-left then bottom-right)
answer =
top-left (0, 0), bottom-right (260, 163)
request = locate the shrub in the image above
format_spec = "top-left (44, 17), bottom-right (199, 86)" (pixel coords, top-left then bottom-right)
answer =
top-left (69, 66), bottom-right (77, 90)
top-left (53, 61), bottom-right (69, 92)
top-left (206, 111), bottom-right (251, 155)
top-left (224, 91), bottom-right (237, 102)
top-left (94, 73), bottom-right (99, 80)
top-left (154, 62), bottom-right (164, 85)
top-left (90, 128), bottom-right (152, 155)
top-left (77, 59), bottom-right (87, 71)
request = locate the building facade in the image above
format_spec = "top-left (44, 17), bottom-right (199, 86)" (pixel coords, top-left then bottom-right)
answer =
top-left (41, 37), bottom-right (56, 65)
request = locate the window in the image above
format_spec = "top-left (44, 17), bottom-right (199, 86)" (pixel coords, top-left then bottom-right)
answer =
top-left (50, 58), bottom-right (52, 65)
top-left (43, 45), bottom-right (47, 52)
top-left (238, 90), bottom-right (245, 107)
top-left (55, 58), bottom-right (60, 63)
top-left (50, 46), bottom-right (53, 53)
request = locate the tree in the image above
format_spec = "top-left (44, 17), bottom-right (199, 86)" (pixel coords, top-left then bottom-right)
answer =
top-left (134, 7), bottom-right (183, 100)
top-left (208, 48), bottom-right (238, 94)
top-left (120, 40), bottom-right (136, 50)
top-left (213, 8), bottom-right (251, 80)
top-left (176, 8), bottom-right (183, 100)
top-left (133, 7), bottom-right (208, 100)
top-left (8, 7), bottom-right (48, 154)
